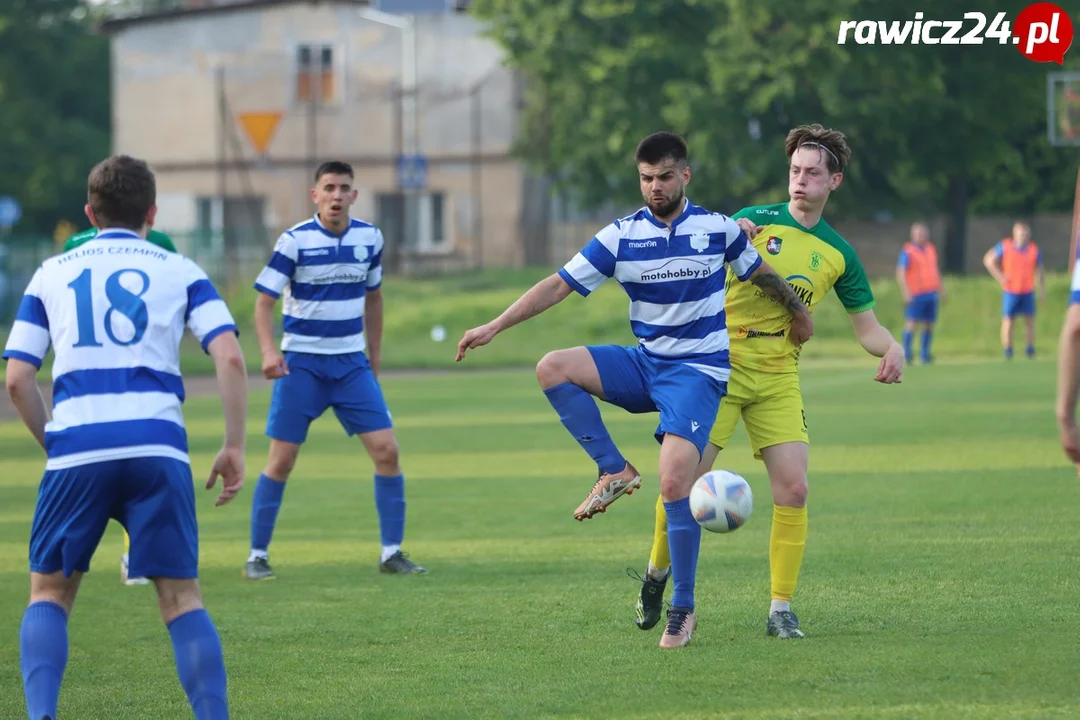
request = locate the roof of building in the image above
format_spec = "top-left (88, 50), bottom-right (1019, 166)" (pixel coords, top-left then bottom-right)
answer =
top-left (100, 0), bottom-right (469, 34)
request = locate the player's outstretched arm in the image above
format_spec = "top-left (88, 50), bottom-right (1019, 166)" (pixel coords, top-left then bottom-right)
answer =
top-left (206, 332), bottom-right (248, 506)
top-left (746, 263), bottom-right (814, 347)
top-left (456, 273), bottom-right (573, 361)
top-left (849, 309), bottom-right (904, 384)
top-left (1056, 305), bottom-right (1080, 469)
top-left (4, 358), bottom-right (48, 450)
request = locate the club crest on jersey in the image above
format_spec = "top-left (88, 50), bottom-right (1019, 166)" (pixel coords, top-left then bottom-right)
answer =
top-left (689, 232), bottom-right (710, 253)
top-left (766, 237), bottom-right (782, 255)
top-left (809, 251), bottom-right (823, 270)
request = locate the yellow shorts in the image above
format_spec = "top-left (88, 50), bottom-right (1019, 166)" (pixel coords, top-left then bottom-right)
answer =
top-left (710, 365), bottom-right (808, 459)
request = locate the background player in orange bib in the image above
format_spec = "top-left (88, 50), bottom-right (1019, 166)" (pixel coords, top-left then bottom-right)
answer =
top-left (896, 222), bottom-right (943, 364)
top-left (983, 221), bottom-right (1045, 359)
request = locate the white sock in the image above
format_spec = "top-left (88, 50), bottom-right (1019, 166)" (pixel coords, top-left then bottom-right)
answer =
top-left (770, 599), bottom-right (791, 615)
top-left (381, 544), bottom-right (401, 563)
top-left (248, 550), bottom-right (268, 562)
top-left (647, 562), bottom-right (670, 582)
top-left (121, 553), bottom-right (129, 566)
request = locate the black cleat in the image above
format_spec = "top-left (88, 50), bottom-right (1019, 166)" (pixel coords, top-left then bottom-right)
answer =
top-left (379, 551), bottom-right (428, 574)
top-left (244, 557), bottom-right (275, 581)
top-left (766, 610), bottom-right (805, 639)
top-left (628, 567), bottom-right (669, 630)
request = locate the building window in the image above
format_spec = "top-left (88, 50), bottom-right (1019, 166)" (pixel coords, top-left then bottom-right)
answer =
top-left (296, 43), bottom-right (338, 106)
top-left (376, 192), bottom-right (448, 253)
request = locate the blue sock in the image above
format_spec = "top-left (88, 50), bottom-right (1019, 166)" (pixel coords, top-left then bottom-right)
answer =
top-left (664, 498), bottom-right (701, 611)
top-left (374, 474), bottom-right (406, 547)
top-left (1026, 344), bottom-right (1035, 358)
top-left (902, 330), bottom-right (913, 362)
top-left (250, 473), bottom-right (286, 553)
top-left (1005, 346), bottom-right (1013, 359)
top-left (168, 609), bottom-right (229, 720)
top-left (543, 382), bottom-right (626, 475)
top-left (21, 601), bottom-right (68, 720)
top-left (920, 330), bottom-right (932, 361)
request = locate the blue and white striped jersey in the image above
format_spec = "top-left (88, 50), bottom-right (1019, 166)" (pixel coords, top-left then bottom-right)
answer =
top-left (558, 200), bottom-right (761, 381)
top-left (254, 215), bottom-right (383, 355)
top-left (1, 229), bottom-right (238, 470)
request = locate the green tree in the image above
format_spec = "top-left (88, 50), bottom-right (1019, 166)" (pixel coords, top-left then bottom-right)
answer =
top-left (473, 0), bottom-right (1080, 270)
top-left (0, 0), bottom-right (110, 236)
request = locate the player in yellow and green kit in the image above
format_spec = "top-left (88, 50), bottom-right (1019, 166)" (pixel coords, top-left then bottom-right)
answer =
top-left (630, 124), bottom-right (905, 641)
top-left (63, 226), bottom-right (178, 585)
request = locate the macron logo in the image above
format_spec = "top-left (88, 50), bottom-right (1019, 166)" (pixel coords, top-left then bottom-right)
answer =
top-left (691, 421), bottom-right (700, 433)
top-left (628, 240), bottom-right (658, 249)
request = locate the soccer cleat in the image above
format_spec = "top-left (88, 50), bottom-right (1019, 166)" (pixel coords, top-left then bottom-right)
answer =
top-left (628, 567), bottom-right (669, 630)
top-left (573, 462), bottom-right (642, 521)
top-left (766, 610), bottom-right (805, 639)
top-left (120, 554), bottom-right (150, 586)
top-left (379, 551), bottom-right (428, 574)
top-left (244, 557), bottom-right (276, 581)
top-left (659, 607), bottom-right (697, 649)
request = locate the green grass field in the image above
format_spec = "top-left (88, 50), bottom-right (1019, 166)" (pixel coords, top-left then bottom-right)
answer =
top-left (1, 358), bottom-right (1079, 718)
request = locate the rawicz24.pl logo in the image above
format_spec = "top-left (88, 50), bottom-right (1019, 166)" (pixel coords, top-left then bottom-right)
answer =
top-left (837, 3), bottom-right (1074, 64)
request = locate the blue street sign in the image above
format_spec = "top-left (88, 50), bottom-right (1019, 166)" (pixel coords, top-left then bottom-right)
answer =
top-left (396, 154), bottom-right (428, 191)
top-left (0, 196), bottom-right (22, 228)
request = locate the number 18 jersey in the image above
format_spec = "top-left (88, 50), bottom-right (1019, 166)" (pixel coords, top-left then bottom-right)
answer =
top-left (2, 229), bottom-right (238, 470)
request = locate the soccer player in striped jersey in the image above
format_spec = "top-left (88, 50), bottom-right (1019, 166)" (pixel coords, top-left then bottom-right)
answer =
top-left (632, 124), bottom-right (904, 642)
top-left (456, 132), bottom-right (813, 649)
top-left (245, 160), bottom-right (426, 580)
top-left (1056, 246), bottom-right (1080, 471)
top-left (4, 155), bottom-right (246, 720)
top-left (64, 227), bottom-right (178, 586)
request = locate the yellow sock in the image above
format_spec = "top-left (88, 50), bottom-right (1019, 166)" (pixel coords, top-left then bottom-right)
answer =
top-left (648, 494), bottom-right (670, 575)
top-left (770, 505), bottom-right (808, 601)
top-left (123, 528), bottom-right (131, 554)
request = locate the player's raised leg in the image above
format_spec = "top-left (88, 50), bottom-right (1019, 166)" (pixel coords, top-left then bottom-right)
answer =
top-left (536, 345), bottom-right (642, 520)
top-left (761, 441), bottom-right (809, 639)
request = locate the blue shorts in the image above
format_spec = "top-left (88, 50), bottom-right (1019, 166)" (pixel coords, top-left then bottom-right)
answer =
top-left (587, 344), bottom-right (726, 456)
top-left (30, 457), bottom-right (198, 579)
top-left (905, 292), bottom-right (939, 322)
top-left (266, 351), bottom-right (393, 444)
top-left (1003, 292), bottom-right (1035, 318)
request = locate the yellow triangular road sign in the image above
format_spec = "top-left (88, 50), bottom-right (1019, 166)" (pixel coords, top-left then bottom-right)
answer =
top-left (237, 112), bottom-right (283, 155)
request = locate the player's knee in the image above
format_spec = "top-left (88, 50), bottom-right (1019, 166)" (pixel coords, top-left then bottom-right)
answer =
top-left (266, 448), bottom-right (299, 481)
top-left (154, 578), bottom-right (204, 624)
top-left (369, 436), bottom-right (400, 472)
top-left (773, 475), bottom-right (808, 507)
top-left (535, 351), bottom-right (568, 389)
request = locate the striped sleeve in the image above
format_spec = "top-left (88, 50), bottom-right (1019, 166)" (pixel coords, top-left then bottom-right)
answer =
top-left (184, 260), bottom-right (239, 352)
top-left (254, 231), bottom-right (298, 298)
top-left (723, 218), bottom-right (762, 281)
top-left (558, 222), bottom-right (620, 297)
top-left (367, 229), bottom-right (384, 290)
top-left (2, 268), bottom-right (51, 368)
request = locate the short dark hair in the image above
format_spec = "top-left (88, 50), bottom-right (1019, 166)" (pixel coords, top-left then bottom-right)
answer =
top-left (87, 155), bottom-right (156, 230)
top-left (635, 132), bottom-right (688, 165)
top-left (314, 161), bottom-right (354, 182)
top-left (785, 124), bottom-right (851, 174)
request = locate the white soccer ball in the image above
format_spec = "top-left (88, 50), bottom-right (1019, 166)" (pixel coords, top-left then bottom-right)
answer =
top-left (689, 470), bottom-right (753, 534)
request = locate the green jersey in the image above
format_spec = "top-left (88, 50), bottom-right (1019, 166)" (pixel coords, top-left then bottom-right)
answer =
top-left (63, 228), bottom-right (177, 253)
